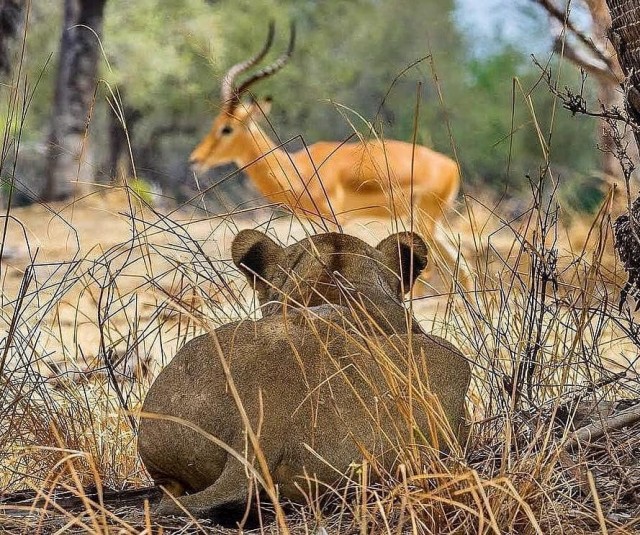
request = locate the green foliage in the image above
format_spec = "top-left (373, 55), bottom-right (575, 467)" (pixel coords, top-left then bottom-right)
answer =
top-left (449, 47), bottom-right (599, 190)
top-left (558, 172), bottom-right (604, 214)
top-left (103, 0), bottom-right (220, 114)
top-left (128, 177), bottom-right (156, 205)
top-left (1, 2), bottom-right (61, 140)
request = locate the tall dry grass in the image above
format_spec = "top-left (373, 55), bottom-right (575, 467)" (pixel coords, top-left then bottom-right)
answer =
top-left (4, 183), bottom-right (639, 533)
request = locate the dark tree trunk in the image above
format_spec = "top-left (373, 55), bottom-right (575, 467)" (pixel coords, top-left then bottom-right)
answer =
top-left (607, 0), bottom-right (640, 148)
top-left (606, 1), bottom-right (640, 309)
top-left (587, 0), bottom-right (625, 179)
top-left (0, 0), bottom-right (25, 76)
top-left (107, 98), bottom-right (141, 184)
top-left (43, 0), bottom-right (107, 201)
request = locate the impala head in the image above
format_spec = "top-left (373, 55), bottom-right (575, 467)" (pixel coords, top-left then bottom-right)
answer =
top-left (189, 22), bottom-right (296, 174)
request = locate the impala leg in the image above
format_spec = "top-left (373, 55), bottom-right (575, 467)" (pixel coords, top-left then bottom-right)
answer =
top-left (415, 199), bottom-right (471, 293)
top-left (425, 228), bottom-right (470, 291)
top-left (326, 184), bottom-right (346, 221)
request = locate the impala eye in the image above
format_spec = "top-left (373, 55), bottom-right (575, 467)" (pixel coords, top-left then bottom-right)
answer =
top-left (221, 125), bottom-right (233, 135)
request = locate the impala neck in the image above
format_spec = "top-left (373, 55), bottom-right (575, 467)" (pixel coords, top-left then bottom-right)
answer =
top-left (234, 122), bottom-right (321, 214)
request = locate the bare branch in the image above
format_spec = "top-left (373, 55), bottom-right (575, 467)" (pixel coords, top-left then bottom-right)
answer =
top-left (553, 37), bottom-right (619, 83)
top-left (533, 0), bottom-right (618, 73)
top-left (564, 402), bottom-right (640, 451)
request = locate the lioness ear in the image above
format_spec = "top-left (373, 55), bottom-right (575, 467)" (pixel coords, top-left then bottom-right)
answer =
top-left (231, 229), bottom-right (284, 288)
top-left (376, 232), bottom-right (428, 293)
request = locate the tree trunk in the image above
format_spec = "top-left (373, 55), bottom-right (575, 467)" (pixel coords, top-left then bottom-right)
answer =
top-left (587, 0), bottom-right (624, 178)
top-left (0, 0), bottom-right (25, 77)
top-left (43, 0), bottom-right (107, 201)
top-left (606, 0), bottom-right (640, 149)
top-left (107, 97), bottom-right (141, 184)
top-left (606, 1), bottom-right (640, 310)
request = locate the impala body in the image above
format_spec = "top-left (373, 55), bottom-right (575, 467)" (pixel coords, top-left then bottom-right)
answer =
top-left (190, 23), bottom-right (467, 287)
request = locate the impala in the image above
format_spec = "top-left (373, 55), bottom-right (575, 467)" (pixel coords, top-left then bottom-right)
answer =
top-left (189, 23), bottom-right (468, 288)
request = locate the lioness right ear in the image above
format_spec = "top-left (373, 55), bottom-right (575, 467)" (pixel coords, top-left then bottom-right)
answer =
top-left (231, 229), bottom-right (284, 288)
top-left (376, 232), bottom-right (429, 294)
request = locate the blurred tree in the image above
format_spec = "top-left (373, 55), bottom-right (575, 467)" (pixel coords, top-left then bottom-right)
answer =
top-left (0, 0), bottom-right (24, 76)
top-left (446, 1), bottom-right (602, 208)
top-left (100, 0), bottom-right (219, 188)
top-left (43, 0), bottom-right (107, 201)
top-left (460, 47), bottom-right (600, 194)
top-left (106, 95), bottom-right (141, 183)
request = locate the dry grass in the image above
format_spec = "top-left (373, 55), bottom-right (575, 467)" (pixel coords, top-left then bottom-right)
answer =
top-left (1, 177), bottom-right (639, 534)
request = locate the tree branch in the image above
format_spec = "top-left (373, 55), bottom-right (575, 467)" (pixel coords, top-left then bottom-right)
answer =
top-left (564, 402), bottom-right (640, 451)
top-left (553, 37), bottom-right (619, 83)
top-left (533, 0), bottom-right (618, 73)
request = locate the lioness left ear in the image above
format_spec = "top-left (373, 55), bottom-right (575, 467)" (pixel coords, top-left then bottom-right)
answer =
top-left (231, 229), bottom-right (284, 289)
top-left (376, 232), bottom-right (428, 293)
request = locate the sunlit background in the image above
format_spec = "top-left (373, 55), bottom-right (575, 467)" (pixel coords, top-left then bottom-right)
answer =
top-left (2, 0), bottom-right (609, 215)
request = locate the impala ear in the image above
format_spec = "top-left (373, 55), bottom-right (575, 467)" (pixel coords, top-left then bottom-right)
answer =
top-left (376, 232), bottom-right (428, 293)
top-left (261, 96), bottom-right (273, 114)
top-left (239, 97), bottom-right (273, 122)
top-left (254, 96), bottom-right (272, 116)
top-left (232, 229), bottom-right (284, 289)
top-left (233, 97), bottom-right (272, 123)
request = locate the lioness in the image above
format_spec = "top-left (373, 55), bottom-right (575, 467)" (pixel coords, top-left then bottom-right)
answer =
top-left (138, 230), bottom-right (470, 523)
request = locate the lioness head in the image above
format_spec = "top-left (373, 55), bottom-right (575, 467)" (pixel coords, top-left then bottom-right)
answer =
top-left (231, 230), bottom-right (428, 311)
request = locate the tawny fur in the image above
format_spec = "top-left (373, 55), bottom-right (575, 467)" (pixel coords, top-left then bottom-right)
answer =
top-left (137, 230), bottom-right (470, 521)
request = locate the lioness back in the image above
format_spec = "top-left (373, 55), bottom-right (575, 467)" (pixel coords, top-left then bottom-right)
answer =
top-left (137, 230), bottom-right (470, 522)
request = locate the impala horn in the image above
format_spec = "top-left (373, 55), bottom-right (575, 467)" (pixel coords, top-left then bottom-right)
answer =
top-left (222, 22), bottom-right (296, 112)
